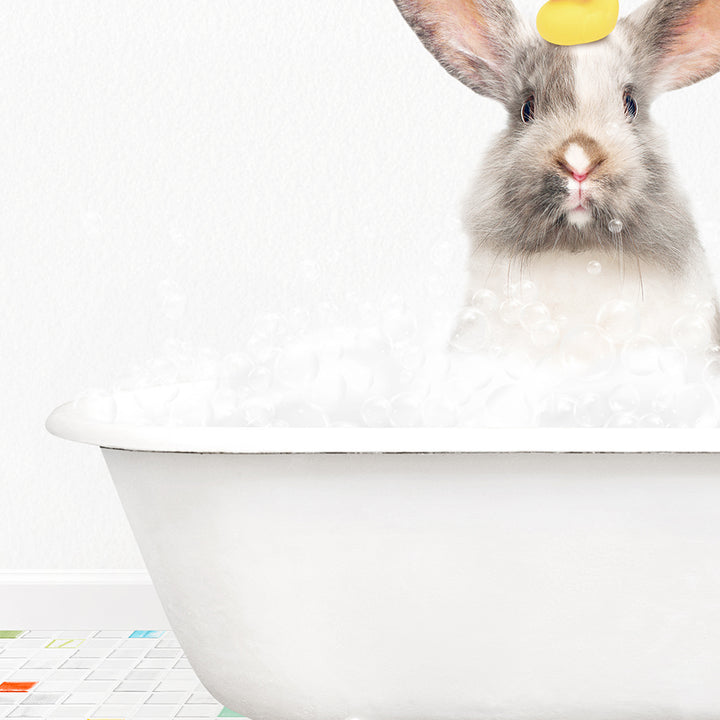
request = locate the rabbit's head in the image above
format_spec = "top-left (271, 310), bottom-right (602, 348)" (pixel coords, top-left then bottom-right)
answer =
top-left (393, 0), bottom-right (720, 272)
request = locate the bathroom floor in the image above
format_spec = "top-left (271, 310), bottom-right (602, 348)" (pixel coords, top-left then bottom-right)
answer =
top-left (0, 630), bottom-right (242, 719)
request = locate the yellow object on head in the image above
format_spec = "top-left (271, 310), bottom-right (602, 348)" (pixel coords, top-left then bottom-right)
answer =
top-left (537, 0), bottom-right (620, 46)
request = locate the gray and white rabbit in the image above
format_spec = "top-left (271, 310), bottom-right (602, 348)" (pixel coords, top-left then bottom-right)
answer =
top-left (393, 0), bottom-right (720, 358)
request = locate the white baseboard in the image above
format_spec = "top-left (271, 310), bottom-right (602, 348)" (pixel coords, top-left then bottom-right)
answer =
top-left (0, 571), bottom-right (170, 629)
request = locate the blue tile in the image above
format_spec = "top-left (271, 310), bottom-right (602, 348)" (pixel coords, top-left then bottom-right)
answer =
top-left (129, 631), bottom-right (165, 639)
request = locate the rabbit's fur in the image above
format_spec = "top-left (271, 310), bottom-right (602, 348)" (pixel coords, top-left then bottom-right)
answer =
top-left (393, 0), bottom-right (720, 352)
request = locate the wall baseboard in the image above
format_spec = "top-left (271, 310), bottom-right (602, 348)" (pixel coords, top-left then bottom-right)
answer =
top-left (0, 571), bottom-right (170, 629)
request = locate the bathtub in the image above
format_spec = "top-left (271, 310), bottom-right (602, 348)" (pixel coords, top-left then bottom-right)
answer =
top-left (47, 399), bottom-right (720, 720)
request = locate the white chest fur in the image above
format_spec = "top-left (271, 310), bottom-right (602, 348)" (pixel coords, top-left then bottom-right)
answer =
top-left (462, 248), bottom-right (717, 358)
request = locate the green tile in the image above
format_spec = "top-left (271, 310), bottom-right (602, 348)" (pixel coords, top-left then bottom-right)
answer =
top-left (45, 638), bottom-right (85, 649)
top-left (0, 631), bottom-right (23, 639)
top-left (218, 710), bottom-right (244, 718)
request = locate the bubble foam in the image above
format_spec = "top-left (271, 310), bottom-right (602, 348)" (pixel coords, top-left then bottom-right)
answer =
top-left (71, 231), bottom-right (720, 429)
top-left (74, 293), bottom-right (720, 429)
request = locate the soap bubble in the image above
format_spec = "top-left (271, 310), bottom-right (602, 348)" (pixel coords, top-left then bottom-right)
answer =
top-left (536, 394), bottom-right (576, 427)
top-left (339, 356), bottom-right (374, 399)
top-left (241, 396), bottom-right (275, 427)
top-left (704, 357), bottom-right (720, 383)
top-left (609, 384), bottom-right (640, 413)
top-left (485, 385), bottom-right (532, 428)
top-left (361, 396), bottom-right (392, 427)
top-left (673, 384), bottom-right (718, 427)
top-left (622, 336), bottom-right (660, 376)
top-left (211, 387), bottom-right (240, 422)
top-left (443, 371), bottom-right (485, 407)
top-left (171, 397), bottom-right (212, 427)
top-left (195, 347), bottom-right (221, 380)
top-left (134, 384), bottom-right (180, 419)
top-left (605, 412), bottom-right (636, 428)
top-left (146, 357), bottom-right (180, 386)
top-left (354, 327), bottom-right (390, 365)
top-left (574, 392), bottom-right (610, 428)
top-left (381, 305), bottom-right (417, 347)
top-left (248, 366), bottom-right (273, 393)
top-left (672, 314), bottom-right (712, 352)
top-left (596, 300), bottom-right (638, 342)
top-left (471, 288), bottom-right (499, 314)
top-left (220, 353), bottom-right (254, 388)
top-left (500, 347), bottom-right (534, 380)
top-left (309, 369), bottom-right (347, 410)
top-left (520, 302), bottom-right (551, 331)
top-left (390, 392), bottom-right (423, 427)
top-left (114, 367), bottom-right (151, 393)
top-left (636, 413), bottom-right (665, 428)
top-left (531, 321), bottom-right (560, 349)
top-left (499, 298), bottom-right (523, 325)
top-left (560, 325), bottom-right (615, 379)
top-left (275, 343), bottom-right (320, 388)
top-left (586, 260), bottom-right (602, 275)
top-left (73, 390), bottom-right (117, 423)
top-left (652, 385), bottom-right (677, 422)
top-left (397, 345), bottom-right (426, 373)
top-left (659, 346), bottom-right (686, 374)
top-left (609, 219), bottom-right (623, 234)
top-left (247, 334), bottom-right (278, 365)
top-left (421, 396), bottom-right (458, 427)
top-left (450, 307), bottom-right (488, 353)
top-left (276, 400), bottom-right (328, 428)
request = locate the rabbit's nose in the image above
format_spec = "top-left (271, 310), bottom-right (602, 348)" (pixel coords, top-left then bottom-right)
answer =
top-left (556, 136), bottom-right (606, 183)
top-left (558, 140), bottom-right (605, 182)
top-left (564, 142), bottom-right (592, 180)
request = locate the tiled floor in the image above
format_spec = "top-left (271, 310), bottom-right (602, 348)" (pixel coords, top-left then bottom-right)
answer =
top-left (0, 630), bottom-right (244, 719)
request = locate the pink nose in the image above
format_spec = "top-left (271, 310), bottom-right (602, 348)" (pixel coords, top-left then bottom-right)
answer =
top-left (572, 170), bottom-right (589, 183)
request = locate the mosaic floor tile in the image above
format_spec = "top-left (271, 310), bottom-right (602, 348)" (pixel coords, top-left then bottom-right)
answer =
top-left (0, 632), bottom-right (245, 719)
top-left (128, 633), bottom-right (163, 640)
top-left (0, 683), bottom-right (37, 693)
top-left (46, 640), bottom-right (85, 650)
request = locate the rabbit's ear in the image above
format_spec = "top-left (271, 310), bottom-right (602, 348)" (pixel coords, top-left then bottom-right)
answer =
top-left (627, 0), bottom-right (720, 92)
top-left (393, 0), bottom-right (526, 103)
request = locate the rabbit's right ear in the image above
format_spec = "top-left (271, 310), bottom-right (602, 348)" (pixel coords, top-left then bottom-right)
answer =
top-left (392, 0), bottom-right (526, 104)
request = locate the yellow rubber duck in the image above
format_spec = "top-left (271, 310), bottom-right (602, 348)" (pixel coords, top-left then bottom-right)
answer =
top-left (537, 0), bottom-right (620, 46)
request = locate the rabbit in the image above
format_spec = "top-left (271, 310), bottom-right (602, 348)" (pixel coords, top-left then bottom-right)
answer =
top-left (392, 0), bottom-right (720, 362)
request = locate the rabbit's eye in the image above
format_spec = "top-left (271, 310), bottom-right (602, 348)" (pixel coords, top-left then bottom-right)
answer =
top-left (623, 90), bottom-right (638, 120)
top-left (521, 95), bottom-right (535, 124)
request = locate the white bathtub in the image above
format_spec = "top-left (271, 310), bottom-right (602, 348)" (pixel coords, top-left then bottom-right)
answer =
top-left (47, 401), bottom-right (720, 720)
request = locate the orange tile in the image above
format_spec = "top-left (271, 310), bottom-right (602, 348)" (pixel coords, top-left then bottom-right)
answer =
top-left (0, 681), bottom-right (37, 692)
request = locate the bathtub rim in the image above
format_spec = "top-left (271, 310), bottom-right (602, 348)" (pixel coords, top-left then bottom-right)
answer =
top-left (46, 400), bottom-right (720, 454)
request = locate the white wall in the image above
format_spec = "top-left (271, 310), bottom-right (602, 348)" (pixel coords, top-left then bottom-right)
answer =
top-left (2, 0), bottom-right (720, 569)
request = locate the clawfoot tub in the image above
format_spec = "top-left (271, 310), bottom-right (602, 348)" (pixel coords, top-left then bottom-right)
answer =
top-left (47, 397), bottom-right (720, 720)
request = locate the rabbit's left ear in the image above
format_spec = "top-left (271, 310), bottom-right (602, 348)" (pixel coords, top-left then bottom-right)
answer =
top-left (627, 0), bottom-right (720, 92)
